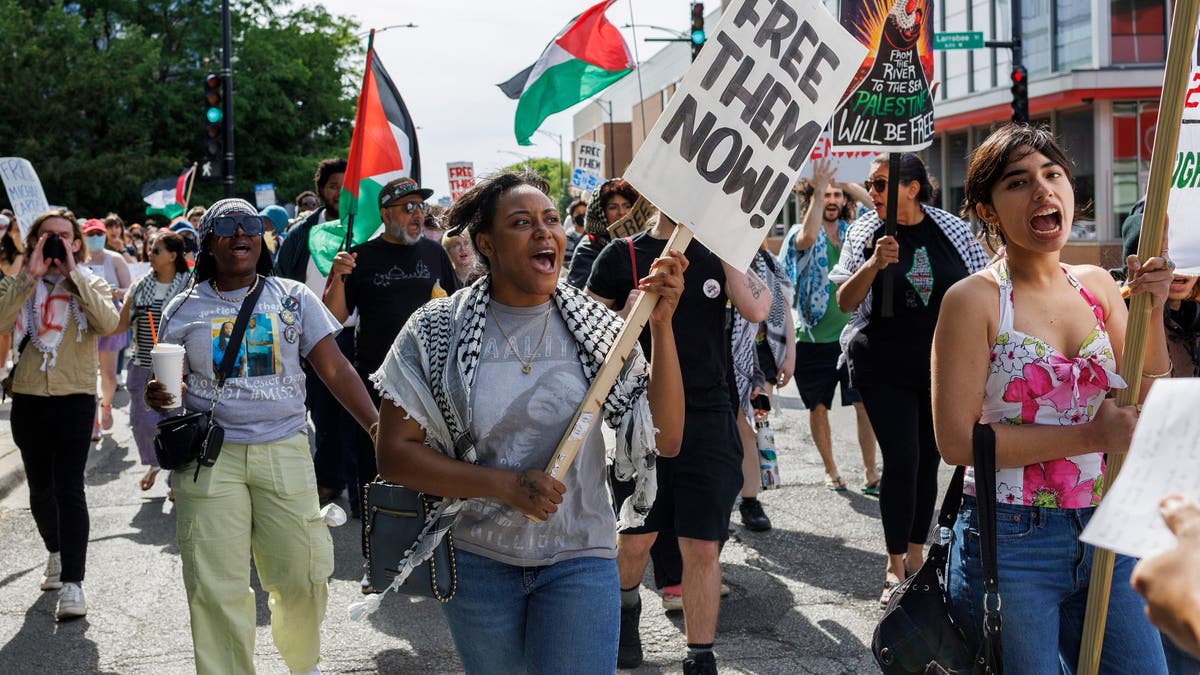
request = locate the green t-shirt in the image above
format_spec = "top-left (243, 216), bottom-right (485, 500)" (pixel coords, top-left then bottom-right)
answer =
top-left (796, 242), bottom-right (853, 345)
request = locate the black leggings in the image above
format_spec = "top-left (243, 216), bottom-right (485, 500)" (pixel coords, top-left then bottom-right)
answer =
top-left (11, 393), bottom-right (96, 583)
top-left (857, 382), bottom-right (941, 555)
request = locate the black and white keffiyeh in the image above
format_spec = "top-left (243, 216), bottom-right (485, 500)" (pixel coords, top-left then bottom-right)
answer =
top-left (827, 205), bottom-right (988, 361)
top-left (351, 276), bottom-right (657, 619)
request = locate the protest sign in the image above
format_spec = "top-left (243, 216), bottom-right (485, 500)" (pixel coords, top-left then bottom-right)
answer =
top-left (0, 157), bottom-right (51, 238)
top-left (623, 0), bottom-right (866, 271)
top-left (1080, 379), bottom-right (1200, 558)
top-left (831, 0), bottom-right (936, 152)
top-left (447, 162), bottom-right (475, 201)
top-left (571, 140), bottom-right (605, 192)
top-left (254, 183), bottom-right (276, 209)
top-left (799, 128), bottom-right (876, 182)
top-left (1167, 10), bottom-right (1200, 274)
top-left (607, 195), bottom-right (656, 238)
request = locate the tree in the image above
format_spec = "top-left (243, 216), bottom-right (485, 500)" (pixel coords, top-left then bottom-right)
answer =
top-left (499, 158), bottom-right (570, 210)
top-left (0, 0), bottom-right (361, 220)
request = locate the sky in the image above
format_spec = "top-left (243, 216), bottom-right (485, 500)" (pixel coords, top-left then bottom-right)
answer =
top-left (320, 0), bottom-right (689, 201)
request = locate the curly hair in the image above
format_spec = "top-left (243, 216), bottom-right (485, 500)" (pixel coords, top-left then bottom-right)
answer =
top-left (445, 170), bottom-right (550, 270)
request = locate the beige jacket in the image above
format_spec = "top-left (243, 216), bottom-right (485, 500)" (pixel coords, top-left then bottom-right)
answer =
top-left (0, 269), bottom-right (121, 397)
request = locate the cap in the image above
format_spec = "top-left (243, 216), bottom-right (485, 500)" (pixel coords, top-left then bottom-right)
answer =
top-left (379, 176), bottom-right (434, 209)
top-left (169, 219), bottom-right (198, 237)
top-left (82, 218), bottom-right (106, 234)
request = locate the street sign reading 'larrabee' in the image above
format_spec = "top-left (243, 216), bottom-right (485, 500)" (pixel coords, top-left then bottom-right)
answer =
top-left (933, 31), bottom-right (984, 50)
top-left (623, 0), bottom-right (865, 270)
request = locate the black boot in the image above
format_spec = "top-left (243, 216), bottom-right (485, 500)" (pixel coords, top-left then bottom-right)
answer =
top-left (739, 497), bottom-right (772, 532)
top-left (682, 651), bottom-right (717, 674)
top-left (617, 599), bottom-right (643, 669)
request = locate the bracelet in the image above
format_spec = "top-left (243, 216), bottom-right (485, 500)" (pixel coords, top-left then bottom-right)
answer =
top-left (1142, 362), bottom-right (1174, 379)
top-left (368, 421), bottom-right (380, 444)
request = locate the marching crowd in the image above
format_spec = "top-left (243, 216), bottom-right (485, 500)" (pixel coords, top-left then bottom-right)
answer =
top-left (2, 124), bottom-right (1200, 674)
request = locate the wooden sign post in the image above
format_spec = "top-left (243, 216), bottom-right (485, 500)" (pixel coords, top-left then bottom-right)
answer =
top-left (1077, 0), bottom-right (1200, 671)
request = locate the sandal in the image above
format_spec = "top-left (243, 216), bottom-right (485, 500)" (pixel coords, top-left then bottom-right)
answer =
top-left (861, 478), bottom-right (880, 496)
top-left (139, 467), bottom-right (160, 491)
top-left (880, 579), bottom-right (902, 607)
top-left (824, 475), bottom-right (847, 492)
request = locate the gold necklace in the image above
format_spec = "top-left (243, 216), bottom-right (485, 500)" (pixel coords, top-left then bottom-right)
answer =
top-left (210, 275), bottom-right (260, 303)
top-left (488, 304), bottom-right (552, 375)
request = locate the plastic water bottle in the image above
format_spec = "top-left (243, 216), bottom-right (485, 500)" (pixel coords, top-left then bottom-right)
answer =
top-left (756, 419), bottom-right (781, 490)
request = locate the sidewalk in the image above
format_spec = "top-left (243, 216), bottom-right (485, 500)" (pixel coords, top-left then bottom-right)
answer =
top-left (0, 400), bottom-right (25, 503)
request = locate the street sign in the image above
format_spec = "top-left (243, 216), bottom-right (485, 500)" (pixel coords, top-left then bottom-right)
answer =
top-left (933, 31), bottom-right (984, 50)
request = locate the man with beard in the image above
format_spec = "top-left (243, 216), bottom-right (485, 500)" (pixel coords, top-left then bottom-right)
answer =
top-left (323, 176), bottom-right (459, 484)
top-left (780, 158), bottom-right (879, 496)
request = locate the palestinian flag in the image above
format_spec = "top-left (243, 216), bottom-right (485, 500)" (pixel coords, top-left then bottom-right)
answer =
top-left (141, 166), bottom-right (193, 219)
top-left (499, 0), bottom-right (633, 146)
top-left (310, 36), bottom-right (420, 275)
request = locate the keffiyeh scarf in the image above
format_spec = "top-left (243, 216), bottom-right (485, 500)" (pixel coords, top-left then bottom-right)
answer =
top-left (15, 271), bottom-right (92, 371)
top-left (131, 270), bottom-right (190, 312)
top-left (781, 220), bottom-right (848, 339)
top-left (352, 277), bottom-right (657, 619)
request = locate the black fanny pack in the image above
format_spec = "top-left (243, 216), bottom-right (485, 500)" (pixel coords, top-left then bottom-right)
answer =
top-left (153, 278), bottom-right (263, 480)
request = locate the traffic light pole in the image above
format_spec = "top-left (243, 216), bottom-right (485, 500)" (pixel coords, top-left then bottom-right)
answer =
top-left (221, 0), bottom-right (235, 197)
top-left (985, 0), bottom-right (1027, 123)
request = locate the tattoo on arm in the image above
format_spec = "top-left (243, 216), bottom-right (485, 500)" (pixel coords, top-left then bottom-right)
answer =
top-left (517, 472), bottom-right (539, 501)
top-left (746, 274), bottom-right (764, 300)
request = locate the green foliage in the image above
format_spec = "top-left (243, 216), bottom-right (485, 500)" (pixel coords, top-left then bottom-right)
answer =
top-left (0, 0), bottom-right (361, 220)
top-left (499, 158), bottom-right (570, 210)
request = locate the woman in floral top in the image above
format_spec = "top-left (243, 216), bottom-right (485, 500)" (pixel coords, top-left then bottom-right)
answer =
top-left (932, 125), bottom-right (1173, 672)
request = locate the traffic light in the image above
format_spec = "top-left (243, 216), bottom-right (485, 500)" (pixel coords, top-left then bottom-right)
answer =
top-left (203, 72), bottom-right (224, 174)
top-left (1010, 65), bottom-right (1029, 124)
top-left (690, 3), bottom-right (705, 62)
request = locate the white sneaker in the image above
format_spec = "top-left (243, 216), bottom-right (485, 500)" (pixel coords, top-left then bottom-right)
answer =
top-left (56, 582), bottom-right (87, 620)
top-left (40, 552), bottom-right (62, 591)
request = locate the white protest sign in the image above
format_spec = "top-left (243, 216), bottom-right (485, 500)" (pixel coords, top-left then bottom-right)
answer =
top-left (571, 140), bottom-right (605, 192)
top-left (1080, 379), bottom-right (1200, 558)
top-left (127, 262), bottom-right (152, 281)
top-left (800, 128), bottom-right (877, 182)
top-left (1167, 11), bottom-right (1200, 274)
top-left (447, 162), bottom-right (475, 201)
top-left (0, 157), bottom-right (51, 239)
top-left (623, 0), bottom-right (866, 270)
top-left (254, 183), bottom-right (276, 209)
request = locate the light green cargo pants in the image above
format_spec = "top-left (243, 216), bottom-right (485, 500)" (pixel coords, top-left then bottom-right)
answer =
top-left (172, 433), bottom-right (334, 674)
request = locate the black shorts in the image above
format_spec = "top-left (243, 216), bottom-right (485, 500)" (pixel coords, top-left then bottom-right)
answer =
top-left (613, 408), bottom-right (742, 541)
top-left (793, 341), bottom-right (861, 411)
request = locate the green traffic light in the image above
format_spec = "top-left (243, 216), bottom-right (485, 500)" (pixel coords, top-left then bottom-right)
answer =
top-left (206, 107), bottom-right (222, 124)
top-left (691, 29), bottom-right (705, 45)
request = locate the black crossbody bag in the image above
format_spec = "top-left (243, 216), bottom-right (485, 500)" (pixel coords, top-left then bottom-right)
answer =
top-left (873, 422), bottom-right (1003, 674)
top-left (154, 279), bottom-right (265, 480)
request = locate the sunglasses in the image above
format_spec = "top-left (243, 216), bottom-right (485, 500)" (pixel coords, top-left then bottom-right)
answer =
top-left (389, 201), bottom-right (426, 214)
top-left (210, 215), bottom-right (265, 238)
top-left (299, 200), bottom-right (319, 209)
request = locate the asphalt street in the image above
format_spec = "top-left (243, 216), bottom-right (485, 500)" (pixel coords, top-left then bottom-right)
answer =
top-left (0, 387), bottom-right (951, 674)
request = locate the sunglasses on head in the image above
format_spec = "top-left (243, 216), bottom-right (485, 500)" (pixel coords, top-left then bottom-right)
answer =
top-left (389, 201), bottom-right (426, 214)
top-left (210, 215), bottom-right (265, 238)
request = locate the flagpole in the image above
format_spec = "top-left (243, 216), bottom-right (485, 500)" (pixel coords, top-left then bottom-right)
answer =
top-left (183, 162), bottom-right (198, 213)
top-left (344, 29), bottom-right (376, 253)
top-left (1076, 0), bottom-right (1199, 671)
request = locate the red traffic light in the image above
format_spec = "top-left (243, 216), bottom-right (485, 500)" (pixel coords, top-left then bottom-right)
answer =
top-left (205, 73), bottom-right (220, 90)
top-left (1010, 67), bottom-right (1026, 83)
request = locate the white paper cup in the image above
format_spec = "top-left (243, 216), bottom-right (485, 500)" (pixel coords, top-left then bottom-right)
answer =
top-left (150, 343), bottom-right (186, 407)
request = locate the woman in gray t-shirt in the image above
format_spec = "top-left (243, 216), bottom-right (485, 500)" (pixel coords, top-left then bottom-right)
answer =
top-left (146, 199), bottom-right (378, 675)
top-left (372, 171), bottom-right (685, 673)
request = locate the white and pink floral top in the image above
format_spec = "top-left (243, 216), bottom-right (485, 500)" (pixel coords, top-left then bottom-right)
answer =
top-left (964, 259), bottom-right (1127, 508)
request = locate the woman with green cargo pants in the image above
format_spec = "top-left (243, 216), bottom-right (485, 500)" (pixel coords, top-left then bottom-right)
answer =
top-left (146, 199), bottom-right (378, 675)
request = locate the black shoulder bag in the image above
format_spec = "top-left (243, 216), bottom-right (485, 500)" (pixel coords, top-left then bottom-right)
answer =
top-left (154, 278), bottom-right (265, 480)
top-left (873, 422), bottom-right (1003, 674)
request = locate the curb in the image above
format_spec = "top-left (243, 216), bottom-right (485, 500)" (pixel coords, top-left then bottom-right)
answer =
top-left (0, 447), bottom-right (24, 503)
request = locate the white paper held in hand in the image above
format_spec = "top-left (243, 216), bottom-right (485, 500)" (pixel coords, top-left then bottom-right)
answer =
top-left (150, 343), bottom-right (186, 408)
top-left (1079, 379), bottom-right (1200, 558)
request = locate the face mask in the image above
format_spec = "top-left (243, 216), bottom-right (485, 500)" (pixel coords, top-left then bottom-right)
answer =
top-left (85, 234), bottom-right (107, 250)
top-left (572, 214), bottom-right (585, 228)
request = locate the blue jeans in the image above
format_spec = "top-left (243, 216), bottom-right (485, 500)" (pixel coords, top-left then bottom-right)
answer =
top-left (948, 496), bottom-right (1167, 674)
top-left (441, 550), bottom-right (619, 674)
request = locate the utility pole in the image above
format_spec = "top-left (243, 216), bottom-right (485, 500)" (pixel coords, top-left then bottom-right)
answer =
top-left (221, 0), bottom-right (235, 197)
top-left (985, 0), bottom-right (1027, 123)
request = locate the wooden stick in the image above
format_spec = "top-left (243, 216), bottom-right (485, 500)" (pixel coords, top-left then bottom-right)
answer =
top-left (528, 222), bottom-right (694, 522)
top-left (182, 162), bottom-right (198, 213)
top-left (1077, 1), bottom-right (1200, 671)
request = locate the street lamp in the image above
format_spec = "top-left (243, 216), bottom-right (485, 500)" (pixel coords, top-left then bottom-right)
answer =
top-left (356, 23), bottom-right (418, 38)
top-left (497, 150), bottom-right (532, 172)
top-left (621, 23), bottom-right (688, 40)
top-left (534, 129), bottom-right (565, 207)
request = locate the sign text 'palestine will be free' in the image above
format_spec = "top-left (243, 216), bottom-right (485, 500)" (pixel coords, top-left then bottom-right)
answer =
top-left (624, 0), bottom-right (865, 270)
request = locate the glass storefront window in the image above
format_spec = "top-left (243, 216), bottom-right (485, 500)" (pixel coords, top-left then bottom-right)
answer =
top-left (1058, 109), bottom-right (1096, 239)
top-left (1112, 101), bottom-right (1158, 227)
top-left (1056, 0), bottom-right (1093, 70)
top-left (1111, 0), bottom-right (1166, 64)
top-left (1023, 0), bottom-right (1052, 74)
top-left (947, 133), bottom-right (969, 216)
